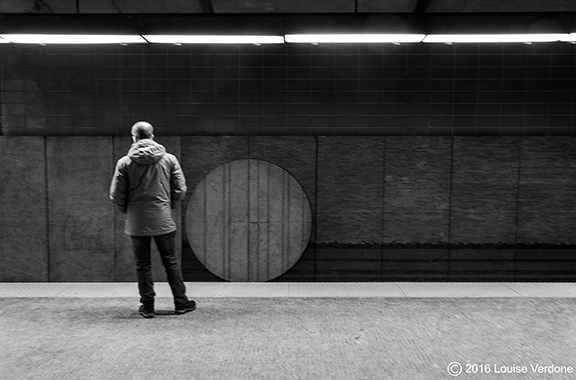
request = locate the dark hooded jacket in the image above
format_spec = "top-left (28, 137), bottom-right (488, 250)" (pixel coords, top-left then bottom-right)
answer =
top-left (109, 139), bottom-right (187, 236)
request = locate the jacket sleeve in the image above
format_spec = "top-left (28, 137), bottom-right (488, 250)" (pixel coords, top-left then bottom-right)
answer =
top-left (170, 156), bottom-right (187, 205)
top-left (109, 160), bottom-right (128, 214)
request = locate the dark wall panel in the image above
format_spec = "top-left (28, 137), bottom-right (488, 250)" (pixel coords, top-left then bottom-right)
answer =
top-left (315, 247), bottom-right (383, 281)
top-left (180, 136), bottom-right (249, 280)
top-left (47, 137), bottom-right (115, 281)
top-left (449, 248), bottom-right (516, 281)
top-left (383, 248), bottom-right (449, 281)
top-left (249, 136), bottom-right (317, 215)
top-left (515, 247), bottom-right (576, 281)
top-left (517, 137), bottom-right (576, 244)
top-left (316, 136), bottom-right (385, 244)
top-left (0, 137), bottom-right (48, 281)
top-left (1, 136), bottom-right (576, 282)
top-left (182, 136), bottom-right (249, 191)
top-left (383, 137), bottom-right (452, 244)
top-left (451, 137), bottom-right (520, 244)
top-left (112, 136), bottom-right (134, 282)
top-left (249, 136), bottom-right (317, 281)
top-left (181, 136), bottom-right (249, 241)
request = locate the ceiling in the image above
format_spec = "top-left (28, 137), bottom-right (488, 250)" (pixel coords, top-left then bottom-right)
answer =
top-left (2, 0), bottom-right (576, 14)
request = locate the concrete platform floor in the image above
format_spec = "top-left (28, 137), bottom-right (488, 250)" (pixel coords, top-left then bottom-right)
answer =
top-left (1, 281), bottom-right (576, 298)
top-left (3, 282), bottom-right (576, 380)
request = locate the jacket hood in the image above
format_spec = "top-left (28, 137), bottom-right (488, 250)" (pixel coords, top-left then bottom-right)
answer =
top-left (128, 139), bottom-right (166, 165)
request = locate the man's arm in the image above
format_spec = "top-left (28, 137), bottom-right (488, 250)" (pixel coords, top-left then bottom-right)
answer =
top-left (110, 160), bottom-right (128, 214)
top-left (170, 157), bottom-right (187, 207)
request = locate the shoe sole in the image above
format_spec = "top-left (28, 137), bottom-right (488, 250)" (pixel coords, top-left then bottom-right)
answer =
top-left (175, 304), bottom-right (196, 315)
top-left (139, 312), bottom-right (155, 319)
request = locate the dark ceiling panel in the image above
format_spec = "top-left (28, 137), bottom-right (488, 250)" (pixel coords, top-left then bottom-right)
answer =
top-left (358, 0), bottom-right (423, 13)
top-left (427, 0), bottom-right (576, 12)
top-left (2, 0), bottom-right (576, 13)
top-left (210, 0), bottom-right (355, 13)
top-left (0, 0), bottom-right (76, 13)
top-left (79, 0), bottom-right (204, 13)
top-left (1, 13), bottom-right (574, 34)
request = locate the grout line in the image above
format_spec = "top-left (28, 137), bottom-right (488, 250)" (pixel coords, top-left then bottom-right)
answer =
top-left (395, 282), bottom-right (408, 298)
top-left (313, 136), bottom-right (319, 282)
top-left (54, 283), bottom-right (74, 297)
top-left (501, 282), bottom-right (524, 297)
top-left (447, 136), bottom-right (455, 279)
top-left (513, 136), bottom-right (523, 282)
top-left (112, 137), bottom-right (118, 282)
top-left (44, 137), bottom-right (51, 282)
top-left (381, 137), bottom-right (386, 281)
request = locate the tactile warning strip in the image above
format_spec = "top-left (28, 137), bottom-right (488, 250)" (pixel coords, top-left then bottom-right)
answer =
top-left (398, 282), bottom-right (521, 298)
top-left (0, 282), bottom-right (575, 298)
top-left (288, 282), bottom-right (405, 297)
top-left (504, 282), bottom-right (576, 298)
top-left (0, 282), bottom-right (72, 297)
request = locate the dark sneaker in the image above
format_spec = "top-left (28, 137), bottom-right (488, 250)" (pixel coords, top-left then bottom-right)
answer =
top-left (175, 299), bottom-right (196, 315)
top-left (139, 302), bottom-right (155, 319)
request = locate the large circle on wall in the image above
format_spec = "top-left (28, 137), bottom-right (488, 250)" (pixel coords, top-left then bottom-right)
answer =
top-left (187, 159), bottom-right (312, 282)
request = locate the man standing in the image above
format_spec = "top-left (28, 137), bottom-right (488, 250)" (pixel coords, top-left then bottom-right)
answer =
top-left (110, 121), bottom-right (196, 318)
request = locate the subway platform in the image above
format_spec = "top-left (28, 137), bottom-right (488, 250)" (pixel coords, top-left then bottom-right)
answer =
top-left (2, 282), bottom-right (576, 380)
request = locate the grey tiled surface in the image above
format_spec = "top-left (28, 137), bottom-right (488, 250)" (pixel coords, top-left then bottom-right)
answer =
top-left (0, 282), bottom-right (575, 298)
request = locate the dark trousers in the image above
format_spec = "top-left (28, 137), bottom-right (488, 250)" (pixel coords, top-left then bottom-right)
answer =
top-left (131, 231), bottom-right (188, 305)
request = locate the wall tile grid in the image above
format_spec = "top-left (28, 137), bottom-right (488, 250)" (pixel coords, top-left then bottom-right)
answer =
top-left (1, 136), bottom-right (575, 282)
top-left (46, 137), bottom-right (115, 281)
top-left (2, 37), bottom-right (576, 282)
top-left (0, 137), bottom-right (48, 281)
top-left (450, 136), bottom-right (521, 244)
top-left (383, 136), bottom-right (452, 244)
top-left (518, 137), bottom-right (576, 245)
top-left (316, 137), bottom-right (385, 281)
top-left (1, 43), bottom-right (575, 137)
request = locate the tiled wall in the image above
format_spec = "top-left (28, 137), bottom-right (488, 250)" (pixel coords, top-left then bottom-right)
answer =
top-left (1, 40), bottom-right (575, 282)
top-left (2, 42), bottom-right (575, 137)
top-left (3, 136), bottom-right (573, 282)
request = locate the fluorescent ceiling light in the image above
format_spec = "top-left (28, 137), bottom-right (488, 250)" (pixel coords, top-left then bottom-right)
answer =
top-left (422, 34), bottom-right (567, 44)
top-left (143, 35), bottom-right (284, 44)
top-left (560, 33), bottom-right (576, 43)
top-left (0, 37), bottom-right (9, 43)
top-left (0, 34), bottom-right (147, 44)
top-left (284, 34), bottom-right (426, 44)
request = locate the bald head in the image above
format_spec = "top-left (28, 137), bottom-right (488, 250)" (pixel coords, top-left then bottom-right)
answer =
top-left (131, 121), bottom-right (154, 141)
